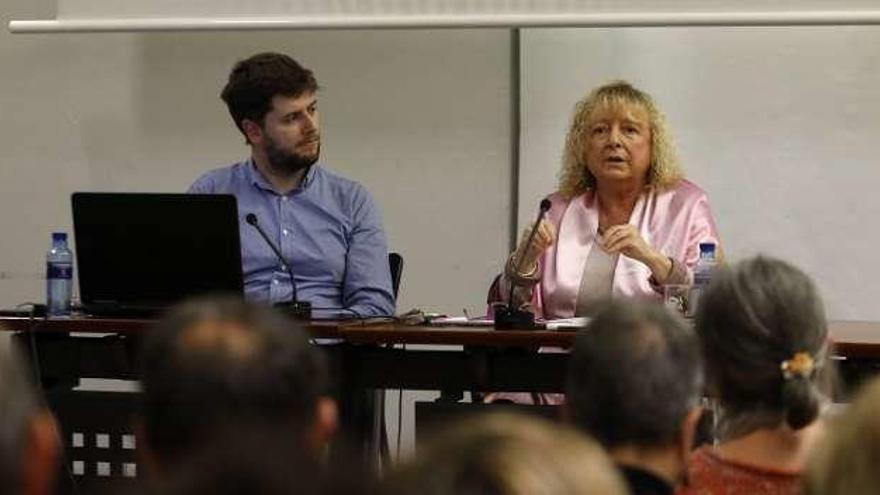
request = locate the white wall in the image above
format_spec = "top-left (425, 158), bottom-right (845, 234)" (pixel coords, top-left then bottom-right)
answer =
top-left (0, 0), bottom-right (513, 316)
top-left (9, 0), bottom-right (880, 463)
top-left (2, 0), bottom-right (512, 463)
top-left (53, 0), bottom-right (880, 19)
top-left (520, 27), bottom-right (880, 320)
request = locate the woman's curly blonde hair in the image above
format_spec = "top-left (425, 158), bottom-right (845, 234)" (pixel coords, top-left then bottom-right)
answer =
top-left (558, 80), bottom-right (683, 199)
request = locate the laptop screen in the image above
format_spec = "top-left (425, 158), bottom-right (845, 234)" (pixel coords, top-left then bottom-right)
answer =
top-left (72, 193), bottom-right (243, 310)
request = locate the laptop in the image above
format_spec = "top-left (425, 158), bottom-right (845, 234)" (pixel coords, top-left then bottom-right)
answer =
top-left (72, 192), bottom-right (244, 317)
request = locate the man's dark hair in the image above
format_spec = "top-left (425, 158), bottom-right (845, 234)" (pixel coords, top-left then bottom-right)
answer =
top-left (221, 52), bottom-right (319, 140)
top-left (149, 426), bottom-right (374, 495)
top-left (566, 301), bottom-right (703, 449)
top-left (139, 295), bottom-right (329, 462)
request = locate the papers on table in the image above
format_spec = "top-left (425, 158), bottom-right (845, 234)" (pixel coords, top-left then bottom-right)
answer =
top-left (427, 315), bottom-right (591, 330)
top-left (544, 317), bottom-right (591, 331)
top-left (429, 316), bottom-right (494, 326)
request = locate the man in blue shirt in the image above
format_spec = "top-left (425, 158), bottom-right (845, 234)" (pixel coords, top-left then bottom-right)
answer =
top-left (189, 52), bottom-right (395, 317)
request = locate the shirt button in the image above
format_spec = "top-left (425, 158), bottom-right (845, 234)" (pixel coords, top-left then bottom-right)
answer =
top-left (282, 229), bottom-right (289, 236)
top-left (272, 279), bottom-right (279, 285)
top-left (281, 196), bottom-right (288, 202)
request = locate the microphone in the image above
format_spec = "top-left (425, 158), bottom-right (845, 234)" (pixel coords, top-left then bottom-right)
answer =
top-left (244, 213), bottom-right (312, 320)
top-left (494, 198), bottom-right (552, 330)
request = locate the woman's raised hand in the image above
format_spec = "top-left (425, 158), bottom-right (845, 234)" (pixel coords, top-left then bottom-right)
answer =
top-left (512, 220), bottom-right (556, 273)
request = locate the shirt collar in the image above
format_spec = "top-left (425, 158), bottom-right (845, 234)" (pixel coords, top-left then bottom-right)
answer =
top-left (301, 163), bottom-right (319, 188)
top-left (245, 158), bottom-right (320, 194)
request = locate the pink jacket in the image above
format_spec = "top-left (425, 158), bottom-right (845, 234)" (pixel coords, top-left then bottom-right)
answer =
top-left (522, 179), bottom-right (720, 319)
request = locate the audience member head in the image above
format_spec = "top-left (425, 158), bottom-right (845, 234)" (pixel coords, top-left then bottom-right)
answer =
top-left (805, 377), bottom-right (880, 495)
top-left (566, 301), bottom-right (703, 486)
top-left (146, 425), bottom-right (372, 495)
top-left (221, 52), bottom-right (319, 143)
top-left (559, 80), bottom-right (682, 198)
top-left (696, 255), bottom-right (832, 439)
top-left (0, 332), bottom-right (60, 495)
top-left (139, 296), bottom-right (335, 470)
top-left (383, 412), bottom-right (627, 495)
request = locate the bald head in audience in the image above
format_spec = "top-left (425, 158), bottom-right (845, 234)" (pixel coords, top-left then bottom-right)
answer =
top-left (383, 412), bottom-right (627, 495)
top-left (0, 332), bottom-right (60, 495)
top-left (138, 296), bottom-right (336, 472)
top-left (566, 301), bottom-right (703, 494)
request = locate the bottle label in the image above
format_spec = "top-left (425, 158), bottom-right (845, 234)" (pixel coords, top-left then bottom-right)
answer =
top-left (47, 263), bottom-right (73, 279)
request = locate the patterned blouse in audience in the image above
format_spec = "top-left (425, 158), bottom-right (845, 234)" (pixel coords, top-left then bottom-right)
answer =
top-left (678, 446), bottom-right (801, 495)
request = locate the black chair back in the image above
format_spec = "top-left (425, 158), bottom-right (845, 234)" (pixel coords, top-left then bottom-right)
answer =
top-left (389, 252), bottom-right (403, 300)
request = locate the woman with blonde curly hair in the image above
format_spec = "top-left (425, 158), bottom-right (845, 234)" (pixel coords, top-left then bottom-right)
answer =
top-left (492, 80), bottom-right (721, 319)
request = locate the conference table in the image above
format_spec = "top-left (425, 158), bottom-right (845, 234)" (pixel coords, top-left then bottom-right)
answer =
top-left (3, 316), bottom-right (879, 388)
top-left (0, 316), bottom-right (581, 397)
top-left (1, 316), bottom-right (879, 490)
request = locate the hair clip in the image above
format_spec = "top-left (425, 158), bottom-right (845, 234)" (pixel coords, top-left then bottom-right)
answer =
top-left (781, 352), bottom-right (814, 380)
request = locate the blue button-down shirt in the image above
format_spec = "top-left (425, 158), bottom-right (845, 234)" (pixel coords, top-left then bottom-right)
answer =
top-left (188, 159), bottom-right (395, 317)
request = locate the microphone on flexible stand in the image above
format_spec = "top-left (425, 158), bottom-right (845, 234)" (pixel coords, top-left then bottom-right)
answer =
top-left (245, 213), bottom-right (312, 320)
top-left (494, 198), bottom-right (552, 331)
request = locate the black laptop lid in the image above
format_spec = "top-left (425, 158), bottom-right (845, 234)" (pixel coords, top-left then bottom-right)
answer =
top-left (72, 193), bottom-right (243, 310)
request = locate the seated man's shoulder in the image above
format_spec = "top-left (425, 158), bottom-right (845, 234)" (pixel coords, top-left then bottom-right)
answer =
top-left (315, 166), bottom-right (373, 204)
top-left (189, 162), bottom-right (248, 193)
top-left (317, 166), bottom-right (362, 188)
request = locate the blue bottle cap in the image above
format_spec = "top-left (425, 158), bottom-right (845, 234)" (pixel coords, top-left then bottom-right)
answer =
top-left (52, 232), bottom-right (67, 242)
top-left (699, 243), bottom-right (716, 255)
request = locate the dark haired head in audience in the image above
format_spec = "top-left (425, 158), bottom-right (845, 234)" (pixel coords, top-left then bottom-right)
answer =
top-left (146, 426), bottom-right (373, 495)
top-left (138, 296), bottom-right (336, 473)
top-left (566, 301), bottom-right (703, 494)
top-left (0, 332), bottom-right (60, 495)
top-left (383, 412), bottom-right (628, 495)
top-left (682, 255), bottom-right (835, 494)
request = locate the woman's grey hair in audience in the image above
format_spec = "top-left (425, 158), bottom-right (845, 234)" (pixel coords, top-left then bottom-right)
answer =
top-left (0, 334), bottom-right (41, 492)
top-left (695, 256), bottom-right (835, 439)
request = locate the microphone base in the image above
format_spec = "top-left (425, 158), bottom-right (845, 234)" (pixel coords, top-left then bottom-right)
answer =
top-left (493, 306), bottom-right (537, 331)
top-left (273, 301), bottom-right (312, 321)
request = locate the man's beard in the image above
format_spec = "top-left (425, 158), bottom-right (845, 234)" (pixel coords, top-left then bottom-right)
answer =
top-left (264, 135), bottom-right (320, 175)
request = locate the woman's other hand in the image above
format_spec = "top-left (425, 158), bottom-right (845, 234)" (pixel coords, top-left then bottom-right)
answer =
top-left (599, 224), bottom-right (673, 283)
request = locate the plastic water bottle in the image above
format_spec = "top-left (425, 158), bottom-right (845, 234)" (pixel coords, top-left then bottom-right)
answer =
top-left (688, 242), bottom-right (717, 317)
top-left (46, 232), bottom-right (73, 317)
